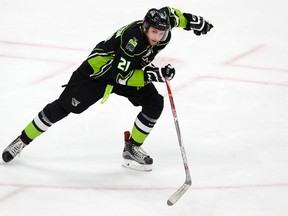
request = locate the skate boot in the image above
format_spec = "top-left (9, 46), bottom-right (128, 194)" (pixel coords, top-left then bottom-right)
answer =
top-left (2, 136), bottom-right (26, 163)
top-left (122, 131), bottom-right (153, 171)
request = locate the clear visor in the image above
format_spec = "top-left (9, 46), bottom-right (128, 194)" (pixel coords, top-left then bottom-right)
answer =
top-left (143, 22), bottom-right (170, 42)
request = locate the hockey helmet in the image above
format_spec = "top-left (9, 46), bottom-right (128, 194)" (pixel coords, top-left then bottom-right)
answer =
top-left (143, 8), bottom-right (170, 31)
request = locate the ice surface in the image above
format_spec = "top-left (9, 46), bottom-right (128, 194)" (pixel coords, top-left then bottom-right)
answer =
top-left (1, 0), bottom-right (288, 215)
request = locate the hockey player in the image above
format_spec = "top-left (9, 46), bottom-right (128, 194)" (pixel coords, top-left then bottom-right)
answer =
top-left (2, 7), bottom-right (213, 171)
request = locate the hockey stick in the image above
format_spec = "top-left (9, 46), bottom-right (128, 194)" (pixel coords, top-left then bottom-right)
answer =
top-left (165, 78), bottom-right (192, 206)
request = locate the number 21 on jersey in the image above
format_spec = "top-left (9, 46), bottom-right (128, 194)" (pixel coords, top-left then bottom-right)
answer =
top-left (117, 57), bottom-right (131, 72)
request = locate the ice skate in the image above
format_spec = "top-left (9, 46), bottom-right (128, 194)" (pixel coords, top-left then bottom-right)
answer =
top-left (2, 136), bottom-right (26, 163)
top-left (122, 131), bottom-right (153, 171)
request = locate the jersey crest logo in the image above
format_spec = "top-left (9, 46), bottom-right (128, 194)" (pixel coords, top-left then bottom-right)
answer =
top-left (125, 37), bottom-right (138, 52)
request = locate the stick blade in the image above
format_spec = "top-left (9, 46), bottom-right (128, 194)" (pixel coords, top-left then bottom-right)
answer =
top-left (167, 183), bottom-right (191, 206)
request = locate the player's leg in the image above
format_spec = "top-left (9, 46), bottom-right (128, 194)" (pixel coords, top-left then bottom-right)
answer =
top-left (114, 83), bottom-right (164, 171)
top-left (2, 68), bottom-right (106, 162)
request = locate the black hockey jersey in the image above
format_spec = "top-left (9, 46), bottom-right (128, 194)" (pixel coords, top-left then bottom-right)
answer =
top-left (85, 7), bottom-right (188, 87)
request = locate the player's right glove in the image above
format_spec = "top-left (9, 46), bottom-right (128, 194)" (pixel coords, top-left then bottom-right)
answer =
top-left (144, 64), bottom-right (175, 83)
top-left (183, 13), bottom-right (213, 35)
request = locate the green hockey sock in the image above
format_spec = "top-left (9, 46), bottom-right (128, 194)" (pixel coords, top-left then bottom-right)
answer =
top-left (130, 112), bottom-right (157, 145)
top-left (22, 110), bottom-right (53, 143)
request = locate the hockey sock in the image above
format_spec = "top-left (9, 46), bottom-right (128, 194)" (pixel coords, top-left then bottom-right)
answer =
top-left (20, 100), bottom-right (69, 144)
top-left (130, 112), bottom-right (157, 145)
top-left (21, 110), bottom-right (53, 144)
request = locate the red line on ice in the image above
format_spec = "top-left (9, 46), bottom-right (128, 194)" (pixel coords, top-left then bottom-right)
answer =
top-left (223, 44), bottom-right (265, 65)
top-left (0, 40), bottom-right (89, 52)
top-left (0, 185), bottom-right (28, 203)
top-left (223, 44), bottom-right (288, 73)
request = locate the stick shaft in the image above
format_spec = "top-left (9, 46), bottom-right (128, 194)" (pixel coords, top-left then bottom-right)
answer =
top-left (165, 78), bottom-right (192, 205)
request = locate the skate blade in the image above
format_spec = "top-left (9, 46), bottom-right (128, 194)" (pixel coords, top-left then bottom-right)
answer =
top-left (122, 159), bottom-right (152, 172)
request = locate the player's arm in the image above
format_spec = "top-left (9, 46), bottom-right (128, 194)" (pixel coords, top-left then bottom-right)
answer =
top-left (163, 6), bottom-right (214, 35)
top-left (111, 44), bottom-right (175, 86)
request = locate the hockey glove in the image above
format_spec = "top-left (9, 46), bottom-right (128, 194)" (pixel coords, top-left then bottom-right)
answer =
top-left (183, 13), bottom-right (213, 35)
top-left (144, 64), bottom-right (175, 83)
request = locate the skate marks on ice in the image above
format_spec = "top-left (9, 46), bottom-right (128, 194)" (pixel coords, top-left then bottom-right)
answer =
top-left (1, 181), bottom-right (288, 203)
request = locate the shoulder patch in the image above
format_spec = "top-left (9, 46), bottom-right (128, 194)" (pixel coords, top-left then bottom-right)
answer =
top-left (125, 37), bottom-right (138, 52)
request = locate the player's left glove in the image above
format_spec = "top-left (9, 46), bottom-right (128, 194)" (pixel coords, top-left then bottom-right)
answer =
top-left (144, 64), bottom-right (175, 83)
top-left (183, 13), bottom-right (213, 35)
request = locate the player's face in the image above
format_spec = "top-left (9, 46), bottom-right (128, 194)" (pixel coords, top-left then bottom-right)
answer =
top-left (146, 27), bottom-right (166, 46)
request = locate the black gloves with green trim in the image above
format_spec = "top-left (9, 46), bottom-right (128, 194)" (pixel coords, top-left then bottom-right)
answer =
top-left (183, 13), bottom-right (213, 35)
top-left (144, 64), bottom-right (175, 83)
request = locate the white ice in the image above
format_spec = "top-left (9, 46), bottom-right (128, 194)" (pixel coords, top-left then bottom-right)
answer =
top-left (1, 0), bottom-right (288, 215)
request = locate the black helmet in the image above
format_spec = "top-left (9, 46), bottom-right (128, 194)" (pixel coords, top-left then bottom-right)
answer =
top-left (143, 8), bottom-right (170, 31)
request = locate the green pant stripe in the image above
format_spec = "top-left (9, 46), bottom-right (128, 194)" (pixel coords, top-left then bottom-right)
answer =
top-left (24, 121), bottom-right (43, 140)
top-left (131, 125), bottom-right (148, 145)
